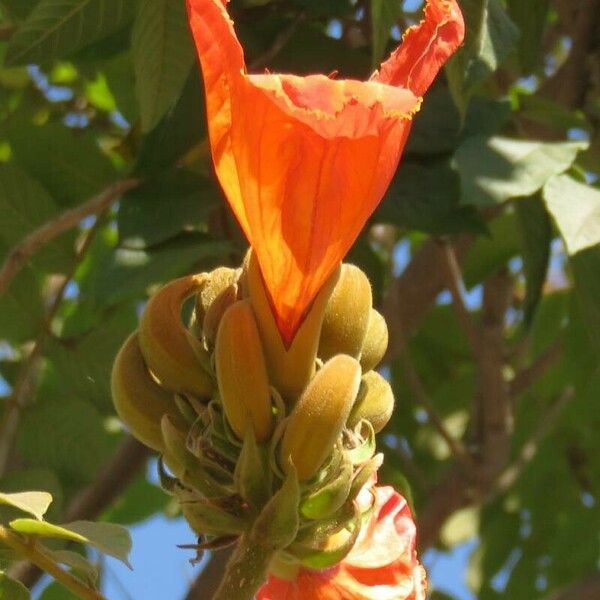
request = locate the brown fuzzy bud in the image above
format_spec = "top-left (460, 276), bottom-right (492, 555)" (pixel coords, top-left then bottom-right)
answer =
top-left (359, 309), bottom-right (388, 372)
top-left (280, 355), bottom-right (361, 481)
top-left (318, 264), bottom-right (372, 361)
top-left (111, 332), bottom-right (185, 451)
top-left (139, 275), bottom-right (213, 397)
top-left (215, 299), bottom-right (273, 442)
top-left (348, 370), bottom-right (394, 433)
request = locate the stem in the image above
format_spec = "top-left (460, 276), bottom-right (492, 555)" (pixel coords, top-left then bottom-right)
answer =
top-left (212, 534), bottom-right (276, 600)
top-left (0, 525), bottom-right (105, 600)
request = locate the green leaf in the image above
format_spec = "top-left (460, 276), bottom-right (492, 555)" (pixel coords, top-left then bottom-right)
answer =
top-left (118, 170), bottom-right (220, 248)
top-left (0, 491), bottom-right (52, 520)
top-left (0, 262), bottom-right (44, 344)
top-left (18, 393), bottom-right (115, 484)
top-left (515, 195), bottom-right (552, 325)
top-left (370, 0), bottom-right (401, 68)
top-left (8, 123), bottom-right (117, 208)
top-left (377, 161), bottom-right (486, 235)
top-left (136, 70), bottom-right (206, 174)
top-left (132, 0), bottom-right (195, 133)
top-left (0, 572), bottom-right (30, 600)
top-left (43, 548), bottom-right (99, 584)
top-left (9, 519), bottom-right (132, 567)
top-left (543, 174), bottom-right (600, 256)
top-left (0, 163), bottom-right (74, 272)
top-left (446, 0), bottom-right (519, 115)
top-left (2, 0), bottom-right (40, 20)
top-left (506, 0), bottom-right (550, 74)
top-left (455, 137), bottom-right (586, 205)
top-left (83, 233), bottom-right (231, 308)
top-left (6, 0), bottom-right (136, 66)
top-left (570, 247), bottom-right (600, 354)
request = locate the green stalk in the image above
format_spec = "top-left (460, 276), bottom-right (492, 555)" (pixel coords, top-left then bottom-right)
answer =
top-left (212, 534), bottom-right (276, 600)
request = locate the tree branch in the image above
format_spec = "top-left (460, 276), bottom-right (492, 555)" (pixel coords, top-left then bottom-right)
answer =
top-left (510, 341), bottom-right (563, 398)
top-left (382, 235), bottom-right (475, 362)
top-left (0, 178), bottom-right (140, 298)
top-left (545, 571), bottom-right (600, 600)
top-left (185, 549), bottom-right (233, 600)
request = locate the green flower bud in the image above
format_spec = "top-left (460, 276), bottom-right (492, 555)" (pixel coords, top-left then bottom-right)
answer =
top-left (319, 264), bottom-right (372, 361)
top-left (215, 299), bottom-right (273, 442)
top-left (280, 355), bottom-right (361, 481)
top-left (359, 309), bottom-right (389, 371)
top-left (348, 370), bottom-right (395, 433)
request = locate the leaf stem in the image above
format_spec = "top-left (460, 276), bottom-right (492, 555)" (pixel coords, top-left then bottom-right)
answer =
top-left (212, 534), bottom-right (275, 600)
top-left (0, 525), bottom-right (105, 600)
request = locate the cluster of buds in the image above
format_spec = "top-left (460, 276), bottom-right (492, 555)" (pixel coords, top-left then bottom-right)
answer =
top-left (111, 251), bottom-right (394, 575)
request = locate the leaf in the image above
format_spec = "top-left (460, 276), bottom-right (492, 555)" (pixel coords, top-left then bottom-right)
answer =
top-left (2, 0), bottom-right (40, 20)
top-left (455, 137), bottom-right (586, 206)
top-left (515, 195), bottom-right (552, 325)
top-left (9, 519), bottom-right (132, 567)
top-left (118, 170), bottom-right (220, 248)
top-left (0, 491), bottom-right (52, 520)
top-left (440, 506), bottom-right (480, 547)
top-left (0, 261), bottom-right (44, 344)
top-left (136, 70), bottom-right (206, 174)
top-left (377, 161), bottom-right (486, 235)
top-left (43, 549), bottom-right (99, 584)
top-left (370, 0), bottom-right (401, 68)
top-left (543, 175), bottom-right (600, 256)
top-left (0, 572), bottom-right (30, 600)
top-left (506, 0), bottom-right (550, 74)
top-left (8, 123), bottom-right (117, 207)
top-left (0, 163), bottom-right (74, 272)
top-left (132, 0), bottom-right (195, 133)
top-left (570, 247), bottom-right (600, 354)
top-left (446, 0), bottom-right (519, 115)
top-left (6, 0), bottom-right (136, 66)
top-left (18, 393), bottom-right (114, 484)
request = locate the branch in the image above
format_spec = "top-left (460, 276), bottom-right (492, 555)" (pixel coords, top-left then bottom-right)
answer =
top-left (418, 270), bottom-right (513, 549)
top-left (9, 436), bottom-right (150, 589)
top-left (437, 239), bottom-right (481, 356)
top-left (0, 178), bottom-right (140, 297)
top-left (185, 549), bottom-right (233, 600)
top-left (495, 388), bottom-right (574, 494)
top-left (382, 234), bottom-right (475, 362)
top-left (0, 525), bottom-right (105, 600)
top-left (248, 13), bottom-right (305, 71)
top-left (510, 341), bottom-right (563, 398)
top-left (539, 0), bottom-right (600, 109)
top-left (545, 571), bottom-right (600, 600)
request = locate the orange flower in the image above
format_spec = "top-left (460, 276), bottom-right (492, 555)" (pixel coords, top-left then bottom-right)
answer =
top-left (187, 0), bottom-right (464, 344)
top-left (256, 486), bottom-right (427, 600)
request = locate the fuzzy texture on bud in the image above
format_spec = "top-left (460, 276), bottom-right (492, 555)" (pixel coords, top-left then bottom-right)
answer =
top-left (280, 355), bottom-right (361, 481)
top-left (139, 275), bottom-right (213, 396)
top-left (318, 264), bottom-right (372, 361)
top-left (360, 309), bottom-right (389, 372)
top-left (215, 299), bottom-right (273, 442)
top-left (111, 332), bottom-right (185, 451)
top-left (348, 370), bottom-right (395, 433)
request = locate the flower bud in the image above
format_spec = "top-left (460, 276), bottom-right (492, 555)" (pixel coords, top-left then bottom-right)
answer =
top-left (359, 309), bottom-right (388, 371)
top-left (202, 283), bottom-right (238, 347)
top-left (280, 355), bottom-right (361, 481)
top-left (190, 267), bottom-right (239, 334)
top-left (139, 275), bottom-right (213, 397)
top-left (111, 332), bottom-right (185, 451)
top-left (318, 264), bottom-right (372, 361)
top-left (245, 250), bottom-right (340, 401)
top-left (347, 371), bottom-right (395, 433)
top-left (215, 299), bottom-right (273, 442)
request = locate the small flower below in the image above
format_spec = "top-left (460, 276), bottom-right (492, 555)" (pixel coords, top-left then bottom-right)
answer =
top-left (257, 486), bottom-right (426, 600)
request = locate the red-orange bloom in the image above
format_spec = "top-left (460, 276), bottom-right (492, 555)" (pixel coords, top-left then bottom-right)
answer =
top-left (257, 486), bottom-right (427, 600)
top-left (187, 0), bottom-right (464, 344)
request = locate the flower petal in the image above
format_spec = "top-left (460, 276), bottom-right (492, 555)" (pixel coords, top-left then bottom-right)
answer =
top-left (373, 0), bottom-right (465, 96)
